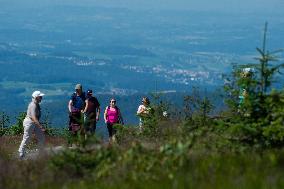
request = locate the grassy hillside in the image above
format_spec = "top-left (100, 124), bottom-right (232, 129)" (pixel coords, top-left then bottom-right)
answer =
top-left (1, 118), bottom-right (284, 189)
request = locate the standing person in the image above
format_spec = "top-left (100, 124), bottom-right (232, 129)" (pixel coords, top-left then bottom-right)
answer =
top-left (68, 84), bottom-right (86, 134)
top-left (137, 97), bottom-right (153, 131)
top-left (82, 89), bottom-right (100, 137)
top-left (238, 68), bottom-right (254, 116)
top-left (104, 98), bottom-right (124, 142)
top-left (18, 91), bottom-right (45, 159)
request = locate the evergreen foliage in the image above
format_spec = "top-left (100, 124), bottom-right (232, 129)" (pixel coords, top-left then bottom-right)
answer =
top-left (0, 112), bottom-right (10, 136)
top-left (7, 112), bottom-right (26, 135)
top-left (222, 22), bottom-right (284, 147)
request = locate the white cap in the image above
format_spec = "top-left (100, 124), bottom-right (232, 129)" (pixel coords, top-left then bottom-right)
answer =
top-left (243, 68), bottom-right (254, 73)
top-left (163, 111), bottom-right (168, 117)
top-left (32, 91), bottom-right (45, 98)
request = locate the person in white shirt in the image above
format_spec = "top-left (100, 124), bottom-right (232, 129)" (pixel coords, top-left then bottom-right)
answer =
top-left (137, 97), bottom-right (152, 131)
top-left (18, 91), bottom-right (45, 159)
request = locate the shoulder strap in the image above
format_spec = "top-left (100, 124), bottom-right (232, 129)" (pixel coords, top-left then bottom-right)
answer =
top-left (107, 106), bottom-right (119, 114)
top-left (71, 92), bottom-right (76, 104)
top-left (115, 106), bottom-right (119, 112)
top-left (81, 92), bottom-right (86, 101)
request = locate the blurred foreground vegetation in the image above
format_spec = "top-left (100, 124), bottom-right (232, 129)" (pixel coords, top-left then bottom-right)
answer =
top-left (1, 117), bottom-right (284, 189)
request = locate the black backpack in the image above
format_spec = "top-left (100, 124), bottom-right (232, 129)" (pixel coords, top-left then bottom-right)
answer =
top-left (71, 92), bottom-right (86, 107)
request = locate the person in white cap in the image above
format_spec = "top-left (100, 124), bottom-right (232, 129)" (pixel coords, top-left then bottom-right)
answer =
top-left (18, 90), bottom-right (45, 159)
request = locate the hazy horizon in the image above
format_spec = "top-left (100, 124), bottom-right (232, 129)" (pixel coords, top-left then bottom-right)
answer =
top-left (1, 0), bottom-right (284, 14)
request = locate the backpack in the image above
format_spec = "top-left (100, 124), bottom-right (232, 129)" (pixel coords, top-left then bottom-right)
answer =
top-left (71, 92), bottom-right (86, 110)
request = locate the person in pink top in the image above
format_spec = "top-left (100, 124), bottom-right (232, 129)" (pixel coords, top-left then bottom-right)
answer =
top-left (104, 98), bottom-right (124, 142)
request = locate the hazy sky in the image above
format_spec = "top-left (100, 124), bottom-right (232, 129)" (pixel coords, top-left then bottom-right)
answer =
top-left (92, 0), bottom-right (284, 12)
top-left (2, 0), bottom-right (284, 13)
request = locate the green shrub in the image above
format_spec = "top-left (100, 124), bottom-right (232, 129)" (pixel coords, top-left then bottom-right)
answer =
top-left (221, 23), bottom-right (284, 147)
top-left (0, 112), bottom-right (10, 136)
top-left (0, 128), bottom-right (8, 136)
top-left (7, 112), bottom-right (26, 135)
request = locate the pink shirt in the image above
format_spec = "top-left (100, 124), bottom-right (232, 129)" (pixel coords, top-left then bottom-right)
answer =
top-left (107, 107), bottom-right (119, 123)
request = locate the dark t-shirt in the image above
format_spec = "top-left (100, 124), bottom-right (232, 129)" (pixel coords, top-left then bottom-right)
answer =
top-left (85, 96), bottom-right (100, 116)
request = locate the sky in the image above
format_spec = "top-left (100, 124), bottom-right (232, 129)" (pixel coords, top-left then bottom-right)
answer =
top-left (1, 0), bottom-right (284, 13)
top-left (92, 0), bottom-right (284, 12)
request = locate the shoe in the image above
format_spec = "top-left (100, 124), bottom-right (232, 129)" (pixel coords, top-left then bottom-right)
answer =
top-left (111, 135), bottom-right (116, 143)
top-left (19, 152), bottom-right (25, 160)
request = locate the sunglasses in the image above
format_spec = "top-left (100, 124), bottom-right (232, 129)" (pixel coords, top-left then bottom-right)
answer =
top-left (110, 101), bottom-right (116, 103)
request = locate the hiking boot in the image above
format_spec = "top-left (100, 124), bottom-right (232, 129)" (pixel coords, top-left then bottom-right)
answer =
top-left (111, 135), bottom-right (117, 143)
top-left (19, 152), bottom-right (25, 160)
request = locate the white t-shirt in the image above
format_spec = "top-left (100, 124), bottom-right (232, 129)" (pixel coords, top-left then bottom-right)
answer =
top-left (137, 104), bottom-right (151, 115)
top-left (137, 104), bottom-right (146, 114)
top-left (25, 99), bottom-right (41, 124)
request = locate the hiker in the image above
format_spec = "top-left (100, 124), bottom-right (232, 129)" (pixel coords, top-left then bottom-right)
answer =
top-left (104, 98), bottom-right (124, 142)
top-left (82, 89), bottom-right (100, 137)
top-left (137, 97), bottom-right (153, 130)
top-left (18, 91), bottom-right (45, 159)
top-left (68, 84), bottom-right (86, 135)
top-left (238, 68), bottom-right (254, 116)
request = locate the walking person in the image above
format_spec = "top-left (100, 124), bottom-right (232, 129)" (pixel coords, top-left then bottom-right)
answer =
top-left (68, 83), bottom-right (86, 134)
top-left (104, 98), bottom-right (124, 143)
top-left (18, 91), bottom-right (45, 159)
top-left (82, 89), bottom-right (100, 138)
top-left (137, 97), bottom-right (153, 131)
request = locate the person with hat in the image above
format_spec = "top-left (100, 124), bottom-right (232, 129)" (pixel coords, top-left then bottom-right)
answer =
top-left (18, 90), bottom-right (45, 159)
top-left (82, 89), bottom-right (100, 137)
top-left (68, 84), bottom-right (86, 134)
top-left (238, 68), bottom-right (254, 116)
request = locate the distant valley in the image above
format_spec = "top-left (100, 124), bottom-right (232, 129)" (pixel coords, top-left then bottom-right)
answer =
top-left (0, 5), bottom-right (283, 126)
